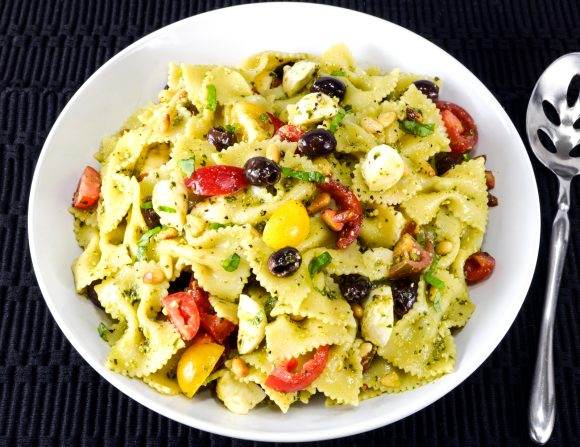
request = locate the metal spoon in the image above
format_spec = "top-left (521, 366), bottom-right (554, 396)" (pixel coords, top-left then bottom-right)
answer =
top-left (526, 53), bottom-right (580, 444)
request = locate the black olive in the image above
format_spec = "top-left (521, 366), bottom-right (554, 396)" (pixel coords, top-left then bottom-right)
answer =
top-left (391, 277), bottom-right (418, 319)
top-left (142, 207), bottom-right (161, 228)
top-left (413, 80), bottom-right (439, 101)
top-left (311, 76), bottom-right (347, 100)
top-left (337, 274), bottom-right (372, 303)
top-left (297, 129), bottom-right (336, 158)
top-left (271, 62), bottom-right (294, 88)
top-left (405, 107), bottom-right (422, 122)
top-left (168, 268), bottom-right (193, 294)
top-left (85, 281), bottom-right (103, 309)
top-left (432, 152), bottom-right (465, 176)
top-left (243, 156), bottom-right (281, 187)
top-left (268, 247), bottom-right (302, 277)
top-left (208, 127), bottom-right (237, 151)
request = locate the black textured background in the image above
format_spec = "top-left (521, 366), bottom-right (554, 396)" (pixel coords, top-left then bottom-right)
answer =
top-left (1, 0), bottom-right (579, 445)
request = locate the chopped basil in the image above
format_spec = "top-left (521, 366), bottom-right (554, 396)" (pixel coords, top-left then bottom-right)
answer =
top-left (432, 291), bottom-right (442, 312)
top-left (258, 112), bottom-right (269, 122)
top-left (463, 153), bottom-right (472, 161)
top-left (97, 322), bottom-right (111, 341)
top-left (282, 167), bottom-right (325, 183)
top-left (330, 69), bottom-right (346, 77)
top-left (424, 255), bottom-right (445, 289)
top-left (209, 222), bottom-right (229, 230)
top-left (158, 205), bottom-right (176, 213)
top-left (179, 157), bottom-right (196, 177)
top-left (137, 226), bottom-right (162, 260)
top-left (140, 201), bottom-right (153, 210)
top-left (343, 104), bottom-right (353, 113)
top-left (399, 119), bottom-right (435, 137)
top-left (206, 84), bottom-right (217, 111)
top-left (222, 253), bottom-right (241, 272)
top-left (328, 109), bottom-right (347, 133)
top-left (264, 294), bottom-right (278, 316)
top-left (224, 124), bottom-right (238, 133)
top-left (308, 251), bottom-right (332, 278)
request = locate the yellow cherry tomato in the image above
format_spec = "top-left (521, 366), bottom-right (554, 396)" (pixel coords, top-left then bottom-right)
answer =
top-left (262, 200), bottom-right (310, 249)
top-left (177, 341), bottom-right (224, 398)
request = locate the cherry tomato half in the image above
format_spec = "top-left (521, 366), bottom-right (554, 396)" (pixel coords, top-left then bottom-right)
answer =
top-left (72, 166), bottom-right (101, 209)
top-left (318, 180), bottom-right (363, 249)
top-left (464, 251), bottom-right (495, 285)
top-left (267, 112), bottom-right (285, 133)
top-left (265, 345), bottom-right (330, 392)
top-left (187, 279), bottom-right (236, 344)
top-left (185, 165), bottom-right (248, 196)
top-left (162, 291), bottom-right (200, 341)
top-left (177, 340), bottom-right (224, 398)
top-left (436, 101), bottom-right (478, 154)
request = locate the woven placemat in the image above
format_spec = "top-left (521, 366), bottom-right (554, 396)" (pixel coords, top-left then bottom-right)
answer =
top-left (1, 1), bottom-right (579, 445)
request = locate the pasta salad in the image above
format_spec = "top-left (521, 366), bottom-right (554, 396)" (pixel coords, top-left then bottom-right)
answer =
top-left (70, 44), bottom-right (497, 414)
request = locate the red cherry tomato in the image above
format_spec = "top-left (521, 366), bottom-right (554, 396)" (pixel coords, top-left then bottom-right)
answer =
top-left (267, 112), bottom-right (285, 133)
top-left (436, 101), bottom-right (478, 154)
top-left (72, 166), bottom-right (101, 209)
top-left (265, 345), bottom-right (330, 392)
top-left (318, 180), bottom-right (363, 249)
top-left (187, 279), bottom-right (236, 344)
top-left (276, 124), bottom-right (303, 142)
top-left (464, 251), bottom-right (495, 285)
top-left (162, 292), bottom-right (200, 341)
top-left (185, 165), bottom-right (248, 196)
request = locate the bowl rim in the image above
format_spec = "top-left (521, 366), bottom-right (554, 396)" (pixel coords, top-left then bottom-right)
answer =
top-left (27, 2), bottom-right (541, 442)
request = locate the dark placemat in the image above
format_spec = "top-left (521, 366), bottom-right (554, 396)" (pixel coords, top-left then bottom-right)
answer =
top-left (1, 0), bottom-right (579, 445)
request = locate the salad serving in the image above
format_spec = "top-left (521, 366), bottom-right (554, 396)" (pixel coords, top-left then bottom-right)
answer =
top-left (70, 44), bottom-right (496, 414)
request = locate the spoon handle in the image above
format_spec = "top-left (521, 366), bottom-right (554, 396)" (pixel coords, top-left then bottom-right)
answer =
top-left (529, 178), bottom-right (571, 444)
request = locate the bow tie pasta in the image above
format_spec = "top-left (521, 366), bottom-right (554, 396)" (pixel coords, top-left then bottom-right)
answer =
top-left (70, 44), bottom-right (496, 414)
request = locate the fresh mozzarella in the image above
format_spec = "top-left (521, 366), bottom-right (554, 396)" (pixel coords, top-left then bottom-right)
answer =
top-left (237, 293), bottom-right (267, 354)
top-left (151, 178), bottom-right (188, 229)
top-left (361, 144), bottom-right (405, 191)
top-left (361, 286), bottom-right (394, 347)
top-left (287, 92), bottom-right (339, 125)
top-left (282, 60), bottom-right (317, 97)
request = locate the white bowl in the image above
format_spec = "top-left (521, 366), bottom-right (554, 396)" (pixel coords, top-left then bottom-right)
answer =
top-left (28, 2), bottom-right (541, 442)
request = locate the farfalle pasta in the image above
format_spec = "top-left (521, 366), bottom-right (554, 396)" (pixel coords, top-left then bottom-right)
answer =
top-left (70, 44), bottom-right (496, 414)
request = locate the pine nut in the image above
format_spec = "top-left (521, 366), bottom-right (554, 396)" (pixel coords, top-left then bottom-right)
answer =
top-left (377, 111), bottom-right (397, 127)
top-left (485, 170), bottom-right (495, 190)
top-left (360, 117), bottom-right (383, 134)
top-left (435, 240), bottom-right (454, 256)
top-left (156, 227), bottom-right (179, 240)
top-left (351, 303), bottom-right (364, 319)
top-left (321, 209), bottom-right (344, 231)
top-left (231, 357), bottom-right (249, 378)
top-left (307, 192), bottom-right (331, 215)
top-left (380, 371), bottom-right (400, 387)
top-left (143, 268), bottom-right (165, 285)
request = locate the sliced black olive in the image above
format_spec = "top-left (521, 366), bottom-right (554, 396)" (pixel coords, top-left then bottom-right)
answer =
top-left (142, 205), bottom-right (161, 229)
top-left (85, 281), bottom-right (103, 309)
top-left (391, 277), bottom-right (419, 319)
top-left (268, 247), bottom-right (301, 277)
top-left (311, 76), bottom-right (346, 100)
top-left (337, 274), bottom-right (372, 303)
top-left (413, 80), bottom-right (439, 101)
top-left (243, 156), bottom-right (281, 187)
top-left (271, 62), bottom-right (294, 88)
top-left (297, 129), bottom-right (336, 158)
top-left (208, 127), bottom-right (237, 151)
top-left (432, 152), bottom-right (465, 176)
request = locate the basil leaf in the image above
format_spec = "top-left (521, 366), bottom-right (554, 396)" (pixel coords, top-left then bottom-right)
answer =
top-left (179, 157), bottom-right (196, 177)
top-left (399, 119), bottom-right (435, 137)
top-left (308, 251), bottom-right (332, 278)
top-left (259, 112), bottom-right (269, 122)
top-left (432, 291), bottom-right (442, 312)
top-left (209, 222), bottom-right (229, 230)
top-left (424, 271), bottom-right (445, 289)
top-left (224, 124), bottom-right (238, 133)
top-left (282, 167), bottom-right (326, 183)
top-left (330, 69), bottom-right (346, 77)
top-left (328, 109), bottom-right (347, 133)
top-left (140, 201), bottom-right (153, 210)
top-left (206, 84), bottom-right (217, 111)
top-left (222, 253), bottom-right (241, 272)
top-left (97, 322), bottom-right (111, 341)
top-left (137, 226), bottom-right (162, 260)
top-left (158, 205), bottom-right (176, 213)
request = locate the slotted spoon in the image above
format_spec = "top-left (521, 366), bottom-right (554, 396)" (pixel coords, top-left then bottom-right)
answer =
top-left (526, 53), bottom-right (580, 444)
